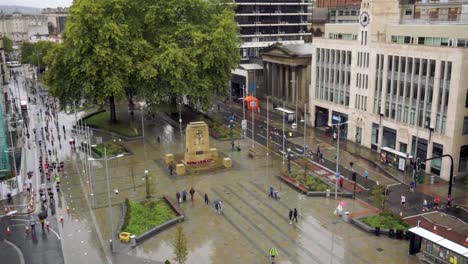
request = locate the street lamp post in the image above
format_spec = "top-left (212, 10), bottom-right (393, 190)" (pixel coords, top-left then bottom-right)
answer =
top-left (88, 148), bottom-right (124, 253)
top-left (329, 120), bottom-right (349, 200)
top-left (144, 170), bottom-right (150, 199)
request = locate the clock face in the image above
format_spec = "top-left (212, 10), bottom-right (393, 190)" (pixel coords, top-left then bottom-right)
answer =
top-left (360, 11), bottom-right (370, 27)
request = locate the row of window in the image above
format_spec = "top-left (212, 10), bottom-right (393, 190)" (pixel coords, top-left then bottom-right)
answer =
top-left (373, 55), bottom-right (452, 134)
top-left (330, 9), bottom-right (359, 17)
top-left (357, 52), bottom-right (369, 68)
top-left (391, 35), bottom-right (468, 48)
top-left (316, 48), bottom-right (352, 65)
top-left (355, 94), bottom-right (368, 111)
top-left (328, 33), bottom-right (357, 40)
top-left (356, 73), bottom-right (368, 89)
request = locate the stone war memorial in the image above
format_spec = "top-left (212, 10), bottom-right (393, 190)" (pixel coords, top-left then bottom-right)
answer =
top-left (165, 121), bottom-right (232, 175)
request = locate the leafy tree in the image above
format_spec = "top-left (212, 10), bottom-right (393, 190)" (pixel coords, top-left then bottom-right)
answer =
top-left (20, 41), bottom-right (57, 69)
top-left (45, 0), bottom-right (240, 123)
top-left (372, 185), bottom-right (386, 210)
top-left (1, 36), bottom-right (13, 53)
top-left (45, 0), bottom-right (140, 122)
top-left (141, 0), bottom-right (240, 109)
top-left (172, 223), bottom-right (188, 264)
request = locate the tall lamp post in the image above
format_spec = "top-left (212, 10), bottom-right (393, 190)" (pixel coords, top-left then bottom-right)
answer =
top-left (144, 170), bottom-right (151, 199)
top-left (329, 120), bottom-right (349, 200)
top-left (88, 148), bottom-right (124, 253)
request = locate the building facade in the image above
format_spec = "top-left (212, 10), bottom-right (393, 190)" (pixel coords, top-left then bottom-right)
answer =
top-left (235, 0), bottom-right (313, 59)
top-left (309, 0), bottom-right (468, 180)
top-left (0, 13), bottom-right (48, 43)
top-left (260, 43), bottom-right (311, 118)
top-left (41, 7), bottom-right (69, 36)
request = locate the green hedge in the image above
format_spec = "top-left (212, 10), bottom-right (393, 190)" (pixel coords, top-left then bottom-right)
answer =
top-left (93, 141), bottom-right (127, 157)
top-left (123, 200), bottom-right (176, 236)
top-left (361, 211), bottom-right (410, 230)
top-left (289, 172), bottom-right (334, 191)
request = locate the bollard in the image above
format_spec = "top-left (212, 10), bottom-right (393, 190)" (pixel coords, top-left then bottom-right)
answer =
top-left (130, 235), bottom-right (136, 247)
top-left (6, 226), bottom-right (10, 235)
top-left (430, 175), bottom-right (435, 185)
top-left (326, 189), bottom-right (330, 198)
top-left (60, 215), bottom-right (64, 225)
top-left (343, 212), bottom-right (350, 222)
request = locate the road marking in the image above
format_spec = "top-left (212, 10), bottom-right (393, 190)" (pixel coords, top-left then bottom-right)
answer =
top-left (5, 239), bottom-right (25, 264)
top-left (50, 227), bottom-right (61, 240)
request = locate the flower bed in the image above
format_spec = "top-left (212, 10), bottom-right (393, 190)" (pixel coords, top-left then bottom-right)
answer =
top-left (288, 171), bottom-right (335, 192)
top-left (123, 200), bottom-right (177, 236)
top-left (360, 211), bottom-right (410, 231)
top-left (93, 141), bottom-right (129, 158)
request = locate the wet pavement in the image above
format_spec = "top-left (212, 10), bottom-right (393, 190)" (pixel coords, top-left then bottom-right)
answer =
top-left (77, 104), bottom-right (418, 263)
top-left (0, 66), bottom-right (448, 263)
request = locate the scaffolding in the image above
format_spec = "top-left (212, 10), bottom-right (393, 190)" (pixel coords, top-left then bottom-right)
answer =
top-left (0, 100), bottom-right (10, 177)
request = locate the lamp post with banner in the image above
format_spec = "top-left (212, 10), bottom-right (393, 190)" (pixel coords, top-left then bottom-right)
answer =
top-left (250, 100), bottom-right (256, 148)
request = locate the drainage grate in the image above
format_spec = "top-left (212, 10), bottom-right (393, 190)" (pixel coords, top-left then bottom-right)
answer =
top-left (376, 248), bottom-right (384, 252)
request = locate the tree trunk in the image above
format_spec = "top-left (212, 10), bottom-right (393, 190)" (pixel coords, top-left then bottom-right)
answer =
top-left (109, 95), bottom-right (117, 124)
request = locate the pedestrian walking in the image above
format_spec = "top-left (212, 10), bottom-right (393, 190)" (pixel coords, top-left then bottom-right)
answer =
top-left (189, 187), bottom-right (195, 201)
top-left (364, 170), bottom-right (369, 181)
top-left (422, 199), bottom-right (429, 212)
top-left (176, 192), bottom-right (181, 203)
top-left (339, 176), bottom-right (344, 190)
top-left (182, 188), bottom-right (187, 202)
top-left (269, 247), bottom-right (278, 263)
top-left (319, 152), bottom-right (324, 164)
top-left (204, 193), bottom-right (209, 205)
top-left (168, 163), bottom-right (174, 176)
top-left (288, 209), bottom-right (293, 224)
top-left (293, 208), bottom-right (298, 223)
top-left (410, 180), bottom-right (415, 192)
top-left (434, 196), bottom-right (440, 209)
top-left (400, 194), bottom-right (406, 208)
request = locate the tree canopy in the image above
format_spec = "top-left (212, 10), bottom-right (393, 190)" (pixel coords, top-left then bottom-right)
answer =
top-left (44, 0), bottom-right (240, 122)
top-left (20, 41), bottom-right (58, 69)
top-left (1, 36), bottom-right (13, 53)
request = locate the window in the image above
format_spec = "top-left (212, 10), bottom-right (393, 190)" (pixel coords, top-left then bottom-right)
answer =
top-left (466, 91), bottom-right (468, 107)
top-left (356, 127), bottom-right (362, 144)
top-left (405, 9), bottom-right (412, 15)
top-left (464, 117), bottom-right (468, 135)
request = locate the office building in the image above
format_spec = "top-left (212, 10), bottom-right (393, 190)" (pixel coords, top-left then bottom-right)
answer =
top-left (309, 0), bottom-right (468, 181)
top-left (235, 0), bottom-right (313, 59)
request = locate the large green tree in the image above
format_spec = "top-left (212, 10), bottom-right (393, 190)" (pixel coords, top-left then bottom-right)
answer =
top-left (44, 0), bottom-right (240, 123)
top-left (20, 41), bottom-right (58, 69)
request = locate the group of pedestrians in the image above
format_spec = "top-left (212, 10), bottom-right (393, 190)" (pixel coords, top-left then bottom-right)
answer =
top-left (175, 187), bottom-right (196, 203)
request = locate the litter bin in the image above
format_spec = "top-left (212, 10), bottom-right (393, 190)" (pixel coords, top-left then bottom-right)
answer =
top-left (374, 227), bottom-right (380, 236)
top-left (130, 235), bottom-right (136, 247)
top-left (343, 212), bottom-right (349, 222)
top-left (431, 175), bottom-right (435, 185)
top-left (326, 189), bottom-right (330, 198)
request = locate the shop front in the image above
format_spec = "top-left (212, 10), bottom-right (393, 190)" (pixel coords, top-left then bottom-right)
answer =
top-left (380, 146), bottom-right (413, 172)
top-left (408, 226), bottom-right (468, 264)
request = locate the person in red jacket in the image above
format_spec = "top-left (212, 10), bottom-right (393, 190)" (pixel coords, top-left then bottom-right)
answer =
top-left (339, 176), bottom-right (344, 191)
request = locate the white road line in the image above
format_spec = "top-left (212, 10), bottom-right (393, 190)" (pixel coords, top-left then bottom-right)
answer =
top-left (5, 239), bottom-right (25, 264)
top-left (49, 227), bottom-right (61, 240)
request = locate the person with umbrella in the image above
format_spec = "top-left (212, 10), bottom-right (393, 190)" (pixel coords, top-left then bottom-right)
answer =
top-left (38, 211), bottom-right (48, 232)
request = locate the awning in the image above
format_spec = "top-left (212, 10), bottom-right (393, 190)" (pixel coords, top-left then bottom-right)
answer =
top-left (381, 146), bottom-right (413, 159)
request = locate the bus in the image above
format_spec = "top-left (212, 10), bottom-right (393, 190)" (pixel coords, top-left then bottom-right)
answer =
top-left (275, 107), bottom-right (295, 124)
top-left (6, 61), bottom-right (22, 67)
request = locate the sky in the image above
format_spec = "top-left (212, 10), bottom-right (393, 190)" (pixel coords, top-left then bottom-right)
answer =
top-left (2, 0), bottom-right (73, 8)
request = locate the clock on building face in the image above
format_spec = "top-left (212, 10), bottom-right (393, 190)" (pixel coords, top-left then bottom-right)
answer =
top-left (360, 11), bottom-right (370, 27)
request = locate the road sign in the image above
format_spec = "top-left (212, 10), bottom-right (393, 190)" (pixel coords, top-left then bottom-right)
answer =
top-left (241, 119), bottom-right (247, 130)
top-left (335, 172), bottom-right (341, 179)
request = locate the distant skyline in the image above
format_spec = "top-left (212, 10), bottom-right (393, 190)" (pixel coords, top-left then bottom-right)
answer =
top-left (1, 0), bottom-right (72, 8)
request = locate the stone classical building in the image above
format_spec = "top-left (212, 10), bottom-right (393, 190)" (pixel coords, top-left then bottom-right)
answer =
top-left (309, 0), bottom-right (468, 181)
top-left (0, 13), bottom-right (48, 43)
top-left (261, 43), bottom-right (312, 119)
